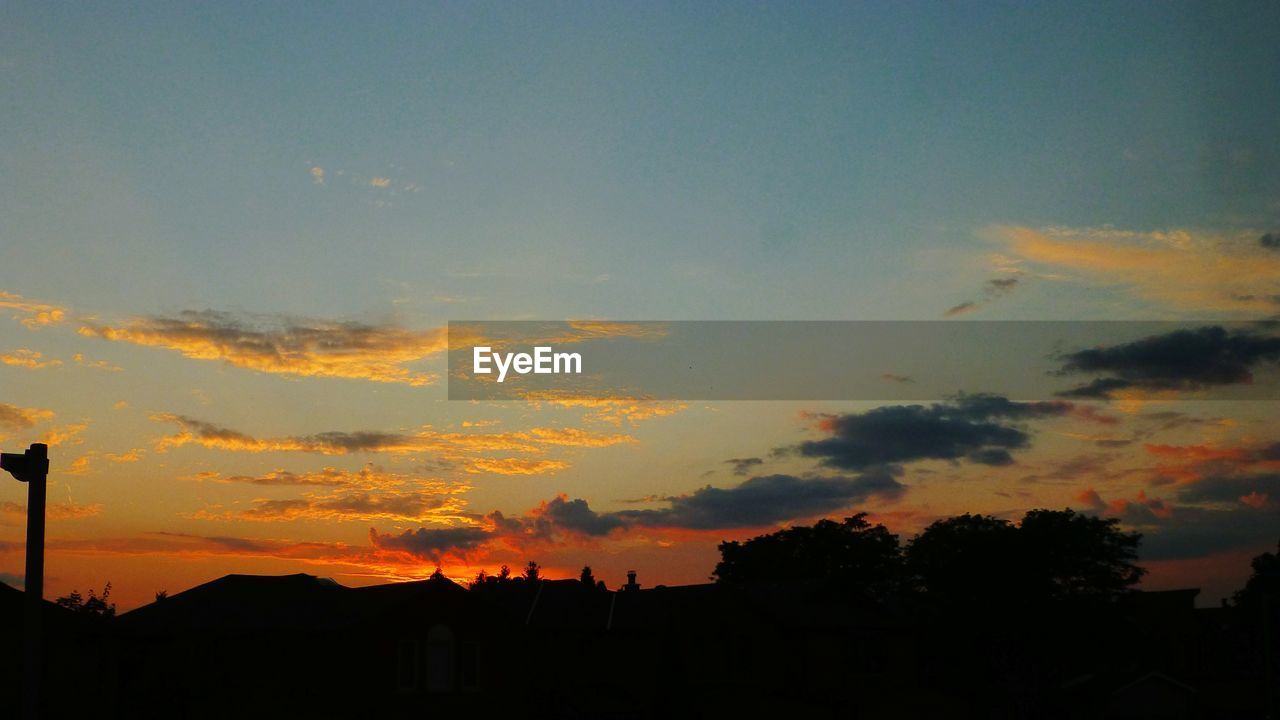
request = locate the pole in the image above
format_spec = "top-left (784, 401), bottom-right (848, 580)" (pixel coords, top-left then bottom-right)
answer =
top-left (17, 444), bottom-right (48, 720)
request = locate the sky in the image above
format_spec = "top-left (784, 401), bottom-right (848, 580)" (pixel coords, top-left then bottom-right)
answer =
top-left (1, 1), bottom-right (1279, 609)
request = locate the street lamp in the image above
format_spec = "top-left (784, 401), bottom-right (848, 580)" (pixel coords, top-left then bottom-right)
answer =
top-left (2, 443), bottom-right (49, 720)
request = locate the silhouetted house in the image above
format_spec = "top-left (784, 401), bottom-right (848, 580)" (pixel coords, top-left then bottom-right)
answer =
top-left (94, 573), bottom-right (1275, 719)
top-left (1, 580), bottom-right (109, 719)
top-left (108, 572), bottom-right (915, 719)
top-left (1062, 670), bottom-right (1198, 720)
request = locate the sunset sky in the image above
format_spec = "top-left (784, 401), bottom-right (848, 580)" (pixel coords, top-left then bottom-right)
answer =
top-left (2, 2), bottom-right (1279, 609)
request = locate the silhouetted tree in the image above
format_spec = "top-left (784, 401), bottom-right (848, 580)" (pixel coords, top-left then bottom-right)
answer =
top-left (906, 509), bottom-right (1143, 606)
top-left (905, 513), bottom-right (1021, 603)
top-left (713, 513), bottom-right (904, 597)
top-left (429, 567), bottom-right (447, 581)
top-left (1019, 508), bottom-right (1145, 598)
top-left (154, 590), bottom-right (167, 602)
top-left (579, 565), bottom-right (595, 586)
top-left (522, 561), bottom-right (541, 581)
top-left (1234, 539), bottom-right (1280, 608)
top-left (55, 582), bottom-right (116, 618)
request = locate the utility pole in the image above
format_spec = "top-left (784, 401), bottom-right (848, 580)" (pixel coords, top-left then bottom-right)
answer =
top-left (2, 443), bottom-right (49, 720)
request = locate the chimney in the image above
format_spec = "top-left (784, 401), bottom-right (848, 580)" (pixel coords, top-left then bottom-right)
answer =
top-left (623, 570), bottom-right (640, 592)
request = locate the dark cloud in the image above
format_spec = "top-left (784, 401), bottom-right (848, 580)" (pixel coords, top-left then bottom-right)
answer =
top-left (943, 301), bottom-right (977, 318)
top-left (985, 277), bottom-right (1020, 297)
top-left (1054, 326), bottom-right (1280, 398)
top-left (368, 526), bottom-right (491, 562)
top-left (1134, 503), bottom-right (1280, 561)
top-left (1261, 232), bottom-right (1280, 250)
top-left (618, 470), bottom-right (906, 530)
top-left (1080, 478), bottom-right (1280, 562)
top-left (788, 394), bottom-right (1071, 471)
top-left (0, 572), bottom-right (22, 589)
top-left (942, 275), bottom-right (1022, 318)
top-left (1176, 473), bottom-right (1279, 506)
top-left (724, 457), bottom-right (764, 476)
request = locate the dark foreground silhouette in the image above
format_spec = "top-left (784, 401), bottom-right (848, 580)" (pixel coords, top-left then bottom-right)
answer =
top-left (2, 510), bottom-right (1277, 719)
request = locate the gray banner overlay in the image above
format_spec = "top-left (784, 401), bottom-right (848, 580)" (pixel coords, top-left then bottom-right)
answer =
top-left (447, 321), bottom-right (1280, 401)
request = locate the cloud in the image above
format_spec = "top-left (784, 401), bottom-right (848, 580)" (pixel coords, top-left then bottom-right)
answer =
top-left (0, 290), bottom-right (67, 328)
top-left (787, 394), bottom-right (1072, 470)
top-left (29, 531), bottom-right (364, 565)
top-left (72, 353), bottom-right (121, 372)
top-left (942, 275), bottom-right (1022, 318)
top-left (369, 177), bottom-right (391, 188)
top-left (617, 470), bottom-right (907, 530)
top-left (40, 421), bottom-right (89, 447)
top-left (149, 414), bottom-right (630, 475)
top-left (363, 467), bottom-right (910, 560)
top-left (985, 277), bottom-right (1020, 296)
top-left (310, 166), bottom-right (324, 184)
top-left (80, 310), bottom-right (447, 385)
top-left (987, 225), bottom-right (1280, 313)
top-left (204, 465), bottom-right (407, 488)
top-left (209, 485), bottom-right (470, 524)
top-left (724, 457), bottom-right (763, 476)
top-left (105, 449), bottom-right (144, 463)
top-left (880, 373), bottom-right (913, 383)
top-left (487, 495), bottom-right (629, 542)
top-left (0, 349), bottom-right (62, 369)
top-left (1054, 325), bottom-right (1280, 398)
top-left (1077, 470), bottom-right (1280, 562)
top-left (0, 501), bottom-right (102, 521)
top-left (0, 403), bottom-right (54, 431)
top-left (1177, 473), bottom-right (1278, 508)
top-left (1261, 232), bottom-right (1280, 250)
top-left (368, 526), bottom-right (490, 563)
top-left (0, 572), bottom-right (22, 588)
top-left (519, 391), bottom-right (686, 425)
top-left (461, 457), bottom-right (569, 476)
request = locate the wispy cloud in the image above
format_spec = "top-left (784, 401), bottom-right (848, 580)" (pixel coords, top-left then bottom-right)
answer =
top-left (80, 310), bottom-right (446, 385)
top-left (198, 484), bottom-right (470, 524)
top-left (942, 274), bottom-right (1023, 318)
top-left (0, 290), bottom-right (67, 328)
top-left (0, 403), bottom-right (54, 431)
top-left (200, 465), bottom-right (409, 488)
top-left (150, 414), bottom-right (630, 477)
top-left (987, 225), bottom-right (1280, 313)
top-left (0, 349), bottom-right (62, 369)
top-left (1, 501), bottom-right (102, 522)
top-left (519, 390), bottom-right (686, 425)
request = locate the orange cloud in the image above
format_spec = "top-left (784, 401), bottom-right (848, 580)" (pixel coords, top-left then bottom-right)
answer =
top-left (197, 484), bottom-right (471, 524)
top-left (520, 390), bottom-right (686, 425)
top-left (986, 225), bottom-right (1280, 314)
top-left (105, 449), bottom-right (144, 463)
top-left (1, 501), bottom-right (102, 521)
top-left (0, 290), bottom-right (67, 328)
top-left (151, 414), bottom-right (631, 456)
top-left (0, 349), bottom-right (62, 369)
top-left (201, 465), bottom-right (411, 488)
top-left (40, 421), bottom-right (89, 447)
top-left (0, 403), bottom-right (54, 431)
top-left (149, 415), bottom-right (630, 479)
top-left (462, 457), bottom-right (568, 475)
top-left (80, 310), bottom-right (446, 385)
